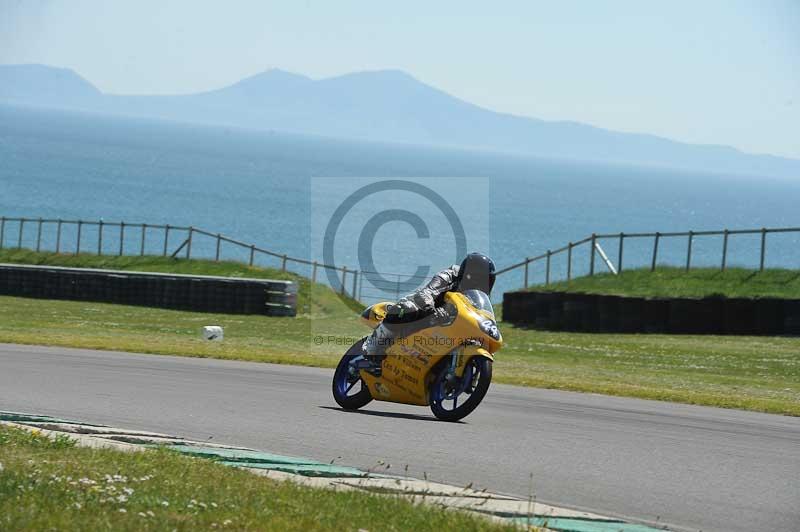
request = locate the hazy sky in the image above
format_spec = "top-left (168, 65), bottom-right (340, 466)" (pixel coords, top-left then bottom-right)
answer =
top-left (2, 1), bottom-right (798, 158)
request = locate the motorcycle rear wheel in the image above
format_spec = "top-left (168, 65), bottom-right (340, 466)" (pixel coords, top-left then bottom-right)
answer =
top-left (429, 356), bottom-right (492, 422)
top-left (332, 338), bottom-right (373, 410)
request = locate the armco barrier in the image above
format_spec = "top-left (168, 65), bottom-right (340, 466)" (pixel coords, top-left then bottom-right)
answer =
top-left (503, 290), bottom-right (800, 335)
top-left (0, 263), bottom-right (296, 316)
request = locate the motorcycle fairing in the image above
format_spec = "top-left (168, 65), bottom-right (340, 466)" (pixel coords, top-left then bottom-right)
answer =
top-left (359, 292), bottom-right (501, 406)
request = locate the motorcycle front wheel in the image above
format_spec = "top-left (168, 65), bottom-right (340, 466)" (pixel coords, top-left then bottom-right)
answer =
top-left (332, 337), bottom-right (373, 410)
top-left (429, 356), bottom-right (492, 422)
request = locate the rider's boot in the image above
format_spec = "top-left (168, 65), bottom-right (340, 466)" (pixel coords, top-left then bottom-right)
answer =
top-left (361, 323), bottom-right (393, 376)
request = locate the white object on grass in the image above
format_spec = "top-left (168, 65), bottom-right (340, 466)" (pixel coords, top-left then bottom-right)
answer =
top-left (202, 326), bottom-right (224, 341)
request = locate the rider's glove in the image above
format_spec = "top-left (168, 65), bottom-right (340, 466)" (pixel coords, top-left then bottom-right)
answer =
top-left (390, 298), bottom-right (420, 319)
top-left (430, 306), bottom-right (452, 324)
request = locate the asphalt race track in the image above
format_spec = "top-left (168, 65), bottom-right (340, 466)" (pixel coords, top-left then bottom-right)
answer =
top-left (1, 343), bottom-right (798, 532)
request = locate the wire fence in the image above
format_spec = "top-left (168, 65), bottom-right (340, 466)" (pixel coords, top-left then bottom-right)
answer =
top-left (496, 225), bottom-right (800, 291)
top-left (356, 270), bottom-right (431, 303)
top-left (0, 216), bottom-right (372, 301)
top-left (4, 216), bottom-right (798, 304)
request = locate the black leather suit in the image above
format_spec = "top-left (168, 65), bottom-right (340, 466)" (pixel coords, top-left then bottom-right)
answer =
top-left (383, 264), bottom-right (460, 328)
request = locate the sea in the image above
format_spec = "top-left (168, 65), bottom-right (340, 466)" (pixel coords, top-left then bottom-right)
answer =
top-left (1, 104), bottom-right (798, 301)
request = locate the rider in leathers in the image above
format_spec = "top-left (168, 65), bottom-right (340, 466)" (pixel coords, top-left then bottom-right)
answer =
top-left (364, 253), bottom-right (496, 368)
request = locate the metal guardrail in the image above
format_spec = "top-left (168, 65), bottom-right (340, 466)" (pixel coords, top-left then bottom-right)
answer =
top-left (496, 225), bottom-right (800, 290)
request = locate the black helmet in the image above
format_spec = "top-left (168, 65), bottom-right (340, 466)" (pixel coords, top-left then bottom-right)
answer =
top-left (456, 252), bottom-right (496, 294)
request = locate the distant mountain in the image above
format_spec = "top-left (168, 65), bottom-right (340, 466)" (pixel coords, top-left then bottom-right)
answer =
top-left (0, 64), bottom-right (101, 107)
top-left (1, 63), bottom-right (798, 178)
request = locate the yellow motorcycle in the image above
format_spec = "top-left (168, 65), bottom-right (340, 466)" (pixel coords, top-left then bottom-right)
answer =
top-left (332, 289), bottom-right (502, 421)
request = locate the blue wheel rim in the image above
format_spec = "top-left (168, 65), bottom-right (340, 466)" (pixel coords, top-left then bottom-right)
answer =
top-left (431, 358), bottom-right (480, 412)
top-left (335, 354), bottom-right (365, 398)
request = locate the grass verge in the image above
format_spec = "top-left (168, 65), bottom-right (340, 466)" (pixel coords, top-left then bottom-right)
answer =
top-left (528, 266), bottom-right (800, 299)
top-left (0, 425), bottom-right (511, 531)
top-left (0, 251), bottom-right (798, 415)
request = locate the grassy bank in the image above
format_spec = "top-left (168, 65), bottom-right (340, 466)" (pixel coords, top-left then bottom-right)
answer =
top-left (528, 267), bottom-right (800, 299)
top-left (0, 425), bottom-right (510, 531)
top-left (0, 251), bottom-right (798, 415)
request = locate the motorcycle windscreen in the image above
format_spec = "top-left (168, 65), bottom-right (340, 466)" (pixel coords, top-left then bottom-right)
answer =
top-left (461, 289), bottom-right (495, 319)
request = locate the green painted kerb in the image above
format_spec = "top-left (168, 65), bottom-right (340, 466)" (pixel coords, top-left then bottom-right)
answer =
top-left (509, 516), bottom-right (664, 532)
top-left (162, 444), bottom-right (370, 478)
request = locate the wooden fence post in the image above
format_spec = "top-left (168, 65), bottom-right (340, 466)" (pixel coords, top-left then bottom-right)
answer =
top-left (340, 267), bottom-right (348, 296)
top-left (721, 229), bottom-right (729, 271)
top-left (312, 261), bottom-right (318, 283)
top-left (545, 250), bottom-right (551, 286)
top-left (186, 227), bottom-right (193, 259)
top-left (56, 219), bottom-right (62, 253)
top-left (651, 232), bottom-right (660, 271)
top-left (140, 224), bottom-right (147, 256)
top-left (249, 244), bottom-right (255, 266)
top-left (36, 218), bottom-right (43, 252)
top-left (17, 218), bottom-right (25, 249)
top-left (567, 243), bottom-right (573, 281)
top-left (523, 258), bottom-right (529, 288)
top-left (618, 232), bottom-right (624, 273)
top-left (282, 254), bottom-right (287, 272)
top-left (589, 233), bottom-right (597, 275)
top-left (214, 233), bottom-right (222, 262)
top-left (760, 228), bottom-right (766, 272)
top-left (163, 225), bottom-right (170, 256)
top-left (685, 230), bottom-right (693, 271)
top-left (76, 220), bottom-right (83, 254)
top-left (352, 270), bottom-right (358, 299)
top-left (0, 217), bottom-right (5, 250)
top-left (97, 220), bottom-right (103, 255)
top-left (119, 222), bottom-right (125, 256)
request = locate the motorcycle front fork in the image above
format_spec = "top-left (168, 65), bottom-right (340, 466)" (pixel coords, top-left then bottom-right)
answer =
top-left (444, 349), bottom-right (461, 386)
